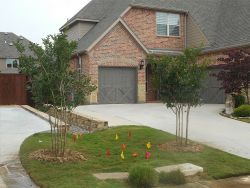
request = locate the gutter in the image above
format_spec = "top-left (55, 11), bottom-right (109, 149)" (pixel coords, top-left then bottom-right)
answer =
top-left (202, 43), bottom-right (250, 54)
top-left (60, 18), bottom-right (99, 31)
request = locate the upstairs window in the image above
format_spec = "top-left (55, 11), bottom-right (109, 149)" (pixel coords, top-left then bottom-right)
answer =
top-left (156, 12), bottom-right (180, 36)
top-left (6, 59), bottom-right (19, 68)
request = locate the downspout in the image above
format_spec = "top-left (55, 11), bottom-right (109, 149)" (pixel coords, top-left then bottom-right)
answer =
top-left (184, 13), bottom-right (187, 48)
top-left (77, 53), bottom-right (82, 74)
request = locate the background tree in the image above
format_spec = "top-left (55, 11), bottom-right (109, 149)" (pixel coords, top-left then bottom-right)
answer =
top-left (16, 33), bottom-right (96, 156)
top-left (148, 48), bottom-right (207, 145)
top-left (214, 50), bottom-right (250, 104)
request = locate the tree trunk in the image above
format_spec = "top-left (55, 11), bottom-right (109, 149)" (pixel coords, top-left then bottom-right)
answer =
top-left (246, 88), bottom-right (249, 104)
top-left (185, 105), bottom-right (191, 145)
top-left (181, 105), bottom-right (184, 146)
top-left (175, 107), bottom-right (178, 143)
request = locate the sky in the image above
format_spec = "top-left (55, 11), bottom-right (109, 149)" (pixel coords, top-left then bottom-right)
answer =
top-left (0, 0), bottom-right (91, 44)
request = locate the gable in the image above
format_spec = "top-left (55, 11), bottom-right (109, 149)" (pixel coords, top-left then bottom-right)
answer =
top-left (89, 22), bottom-right (146, 60)
top-left (65, 22), bottom-right (96, 41)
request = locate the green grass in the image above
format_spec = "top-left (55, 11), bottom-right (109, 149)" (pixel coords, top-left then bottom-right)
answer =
top-left (237, 118), bottom-right (250, 123)
top-left (20, 126), bottom-right (250, 188)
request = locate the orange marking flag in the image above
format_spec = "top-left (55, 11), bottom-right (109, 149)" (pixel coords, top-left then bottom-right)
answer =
top-left (122, 144), bottom-right (126, 151)
top-left (72, 134), bottom-right (78, 143)
top-left (128, 131), bottom-right (132, 139)
top-left (132, 152), bottom-right (139, 157)
top-left (106, 149), bottom-right (111, 157)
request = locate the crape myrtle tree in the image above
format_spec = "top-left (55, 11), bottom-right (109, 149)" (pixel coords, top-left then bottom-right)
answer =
top-left (148, 48), bottom-right (207, 145)
top-left (214, 50), bottom-right (250, 104)
top-left (16, 33), bottom-right (96, 157)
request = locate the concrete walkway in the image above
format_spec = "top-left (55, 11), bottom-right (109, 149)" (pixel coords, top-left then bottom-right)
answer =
top-left (0, 106), bottom-right (49, 187)
top-left (75, 103), bottom-right (250, 159)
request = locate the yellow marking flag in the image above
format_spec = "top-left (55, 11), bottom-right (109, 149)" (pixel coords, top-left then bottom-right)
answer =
top-left (121, 151), bottom-right (125, 160)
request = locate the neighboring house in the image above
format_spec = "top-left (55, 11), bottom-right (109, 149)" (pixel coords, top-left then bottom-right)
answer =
top-left (60, 0), bottom-right (250, 104)
top-left (0, 32), bottom-right (32, 74)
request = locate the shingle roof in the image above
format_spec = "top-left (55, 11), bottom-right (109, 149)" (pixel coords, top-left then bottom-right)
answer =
top-left (0, 32), bottom-right (33, 58)
top-left (63, 0), bottom-right (250, 54)
top-left (76, 0), bottom-right (132, 54)
top-left (133, 0), bottom-right (250, 52)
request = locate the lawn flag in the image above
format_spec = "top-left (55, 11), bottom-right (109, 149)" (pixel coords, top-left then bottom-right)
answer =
top-left (121, 151), bottom-right (125, 160)
top-left (146, 142), bottom-right (151, 149)
top-left (115, 133), bottom-right (119, 140)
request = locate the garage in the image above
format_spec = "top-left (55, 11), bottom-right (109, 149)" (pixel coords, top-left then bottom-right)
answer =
top-left (98, 67), bottom-right (137, 104)
top-left (201, 69), bottom-right (225, 104)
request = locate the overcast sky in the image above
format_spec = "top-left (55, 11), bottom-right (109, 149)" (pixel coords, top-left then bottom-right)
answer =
top-left (0, 0), bottom-right (91, 44)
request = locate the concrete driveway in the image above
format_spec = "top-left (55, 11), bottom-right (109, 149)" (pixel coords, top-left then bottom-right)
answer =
top-left (75, 103), bottom-right (250, 160)
top-left (0, 106), bottom-right (49, 187)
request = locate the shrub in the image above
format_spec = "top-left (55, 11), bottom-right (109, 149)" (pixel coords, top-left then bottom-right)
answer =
top-left (233, 95), bottom-right (245, 108)
top-left (128, 165), bottom-right (158, 188)
top-left (233, 105), bottom-right (250, 117)
top-left (159, 170), bottom-right (186, 185)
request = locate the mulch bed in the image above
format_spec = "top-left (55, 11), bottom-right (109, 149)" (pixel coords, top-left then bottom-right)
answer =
top-left (158, 141), bottom-right (204, 152)
top-left (29, 149), bottom-right (87, 163)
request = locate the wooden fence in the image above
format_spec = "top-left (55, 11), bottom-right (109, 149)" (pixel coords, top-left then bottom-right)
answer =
top-left (0, 74), bottom-right (27, 105)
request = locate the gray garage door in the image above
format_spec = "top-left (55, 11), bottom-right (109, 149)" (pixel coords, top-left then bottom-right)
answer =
top-left (201, 69), bottom-right (225, 104)
top-left (98, 67), bottom-right (137, 104)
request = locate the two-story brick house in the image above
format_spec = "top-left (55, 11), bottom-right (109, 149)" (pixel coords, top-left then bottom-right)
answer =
top-left (60, 0), bottom-right (250, 104)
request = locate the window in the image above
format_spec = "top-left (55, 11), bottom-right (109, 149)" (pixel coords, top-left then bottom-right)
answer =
top-left (156, 12), bottom-right (180, 36)
top-left (6, 59), bottom-right (19, 68)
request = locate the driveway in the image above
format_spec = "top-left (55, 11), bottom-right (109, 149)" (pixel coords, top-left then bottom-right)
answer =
top-left (0, 106), bottom-right (49, 187)
top-left (75, 103), bottom-right (250, 160)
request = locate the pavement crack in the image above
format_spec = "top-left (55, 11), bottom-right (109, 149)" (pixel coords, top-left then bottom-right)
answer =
top-left (195, 182), bottom-right (212, 188)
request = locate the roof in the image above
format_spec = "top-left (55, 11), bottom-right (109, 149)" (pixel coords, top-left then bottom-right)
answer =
top-left (62, 0), bottom-right (250, 54)
top-left (0, 32), bottom-right (33, 59)
top-left (133, 0), bottom-right (250, 52)
top-left (76, 0), bottom-right (132, 54)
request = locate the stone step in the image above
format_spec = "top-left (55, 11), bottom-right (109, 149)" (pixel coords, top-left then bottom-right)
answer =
top-left (93, 172), bottom-right (129, 180)
top-left (155, 163), bottom-right (203, 176)
top-left (93, 163), bottom-right (203, 180)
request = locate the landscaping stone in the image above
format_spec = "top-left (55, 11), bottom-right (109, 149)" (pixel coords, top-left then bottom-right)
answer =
top-left (240, 176), bottom-right (250, 185)
top-left (22, 105), bottom-right (109, 133)
top-left (225, 94), bottom-right (234, 114)
top-left (93, 172), bottom-right (129, 180)
top-left (155, 163), bottom-right (203, 176)
top-left (93, 163), bottom-right (203, 180)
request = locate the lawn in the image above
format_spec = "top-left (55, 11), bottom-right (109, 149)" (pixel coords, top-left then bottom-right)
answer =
top-left (236, 118), bottom-right (250, 123)
top-left (20, 126), bottom-right (250, 188)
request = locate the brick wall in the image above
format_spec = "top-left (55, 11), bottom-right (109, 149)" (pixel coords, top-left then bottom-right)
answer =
top-left (82, 22), bottom-right (147, 104)
top-left (123, 8), bottom-right (185, 50)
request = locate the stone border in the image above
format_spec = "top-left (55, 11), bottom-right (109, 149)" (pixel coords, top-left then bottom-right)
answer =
top-left (21, 105), bottom-right (108, 132)
top-left (220, 111), bottom-right (250, 121)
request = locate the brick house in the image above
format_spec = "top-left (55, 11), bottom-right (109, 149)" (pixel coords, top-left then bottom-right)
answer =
top-left (60, 0), bottom-right (250, 104)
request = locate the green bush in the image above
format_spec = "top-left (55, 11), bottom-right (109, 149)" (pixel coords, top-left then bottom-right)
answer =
top-left (128, 165), bottom-right (158, 188)
top-left (233, 95), bottom-right (245, 108)
top-left (159, 170), bottom-right (186, 185)
top-left (233, 105), bottom-right (250, 117)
